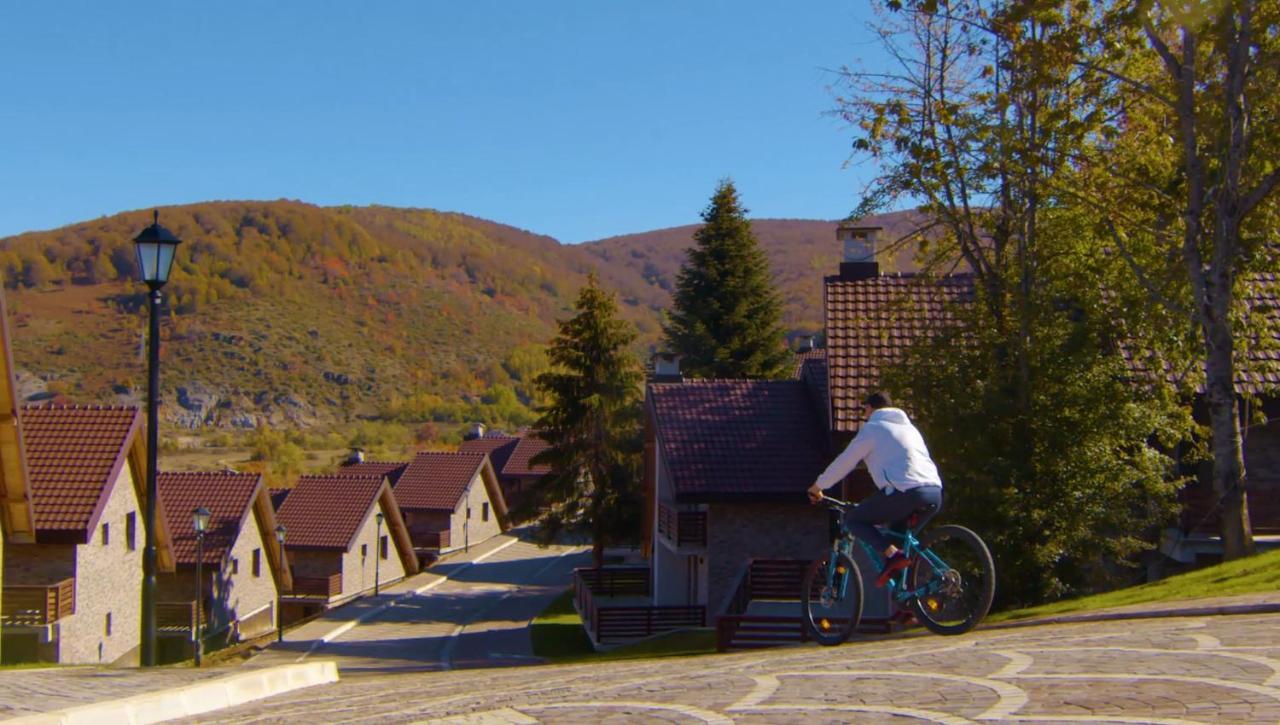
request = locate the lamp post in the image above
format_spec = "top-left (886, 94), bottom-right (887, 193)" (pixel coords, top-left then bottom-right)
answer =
top-left (192, 506), bottom-right (211, 667)
top-left (134, 210), bottom-right (182, 668)
top-left (374, 512), bottom-right (384, 596)
top-left (274, 524), bottom-right (286, 643)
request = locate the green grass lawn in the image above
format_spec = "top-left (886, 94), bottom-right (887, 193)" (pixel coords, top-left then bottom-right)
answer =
top-left (530, 590), bottom-right (716, 663)
top-left (991, 546), bottom-right (1280, 623)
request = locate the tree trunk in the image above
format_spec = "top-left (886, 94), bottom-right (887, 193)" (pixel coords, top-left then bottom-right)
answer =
top-left (1203, 331), bottom-right (1253, 558)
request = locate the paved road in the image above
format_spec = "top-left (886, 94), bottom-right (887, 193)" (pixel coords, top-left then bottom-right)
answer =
top-left (250, 532), bottom-right (591, 673)
top-left (190, 609), bottom-right (1280, 723)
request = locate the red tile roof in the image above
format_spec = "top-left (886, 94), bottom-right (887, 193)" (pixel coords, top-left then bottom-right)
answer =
top-left (158, 471), bottom-right (261, 565)
top-left (458, 435), bottom-right (520, 475)
top-left (275, 473), bottom-right (388, 550)
top-left (393, 451), bottom-right (486, 511)
top-left (21, 405), bottom-right (141, 537)
top-left (1240, 273), bottom-right (1280, 395)
top-left (503, 436), bottom-right (551, 478)
top-left (338, 460), bottom-right (409, 485)
top-left (825, 274), bottom-right (973, 432)
top-left (647, 380), bottom-right (829, 501)
top-left (791, 347), bottom-right (826, 378)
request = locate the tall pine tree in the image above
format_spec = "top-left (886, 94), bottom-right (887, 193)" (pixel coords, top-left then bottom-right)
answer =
top-left (665, 180), bottom-right (791, 379)
top-left (530, 272), bottom-right (644, 565)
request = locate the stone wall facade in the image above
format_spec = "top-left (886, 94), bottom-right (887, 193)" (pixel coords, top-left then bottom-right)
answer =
top-left (705, 502), bottom-right (829, 616)
top-left (62, 466), bottom-right (143, 664)
top-left (214, 509), bottom-right (279, 638)
top-left (339, 500), bottom-right (407, 600)
top-left (444, 471), bottom-right (502, 553)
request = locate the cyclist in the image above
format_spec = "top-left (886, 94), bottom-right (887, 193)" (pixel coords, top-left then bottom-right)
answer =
top-left (807, 392), bottom-right (943, 586)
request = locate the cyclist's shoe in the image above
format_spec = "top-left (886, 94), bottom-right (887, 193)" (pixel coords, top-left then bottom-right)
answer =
top-left (876, 553), bottom-right (912, 588)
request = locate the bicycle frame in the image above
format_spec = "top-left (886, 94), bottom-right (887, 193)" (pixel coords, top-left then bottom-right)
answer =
top-left (823, 499), bottom-right (950, 605)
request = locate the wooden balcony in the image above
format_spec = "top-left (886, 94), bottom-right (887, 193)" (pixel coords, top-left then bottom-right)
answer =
top-left (156, 601), bottom-right (206, 633)
top-left (1, 578), bottom-right (75, 626)
top-left (420, 529), bottom-right (451, 549)
top-left (291, 573), bottom-right (342, 598)
top-left (657, 503), bottom-right (707, 547)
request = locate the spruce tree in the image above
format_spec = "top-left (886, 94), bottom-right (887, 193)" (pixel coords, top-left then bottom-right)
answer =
top-left (665, 180), bottom-right (791, 379)
top-left (530, 272), bottom-right (644, 565)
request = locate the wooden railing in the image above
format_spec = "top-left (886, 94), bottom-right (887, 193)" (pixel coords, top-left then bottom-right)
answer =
top-left (156, 601), bottom-right (205, 632)
top-left (1, 578), bottom-right (75, 626)
top-left (420, 529), bottom-right (451, 549)
top-left (291, 573), bottom-right (343, 598)
top-left (656, 503), bottom-right (707, 547)
top-left (573, 567), bottom-right (703, 644)
top-left (718, 558), bottom-right (890, 651)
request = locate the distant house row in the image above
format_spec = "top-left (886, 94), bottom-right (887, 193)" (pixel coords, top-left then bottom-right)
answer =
top-left (0, 395), bottom-right (541, 663)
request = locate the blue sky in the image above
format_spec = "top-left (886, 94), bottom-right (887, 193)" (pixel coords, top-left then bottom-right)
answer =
top-left (0, 2), bottom-right (882, 243)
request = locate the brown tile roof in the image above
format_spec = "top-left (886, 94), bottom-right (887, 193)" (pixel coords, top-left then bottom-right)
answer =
top-left (338, 460), bottom-right (409, 485)
top-left (458, 435), bottom-right (520, 475)
top-left (1240, 272), bottom-right (1280, 395)
top-left (158, 471), bottom-right (261, 565)
top-left (275, 473), bottom-right (388, 551)
top-left (393, 451), bottom-right (486, 511)
top-left (647, 380), bottom-right (829, 501)
top-left (791, 347), bottom-right (826, 378)
top-left (825, 274), bottom-right (974, 432)
top-left (503, 436), bottom-right (551, 478)
top-left (21, 405), bottom-right (141, 537)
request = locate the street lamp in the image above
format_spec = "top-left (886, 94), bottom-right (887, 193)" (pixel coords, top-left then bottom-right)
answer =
top-left (274, 524), bottom-right (286, 643)
top-left (135, 210), bottom-right (182, 668)
top-left (192, 506), bottom-right (211, 667)
top-left (374, 512), bottom-right (384, 596)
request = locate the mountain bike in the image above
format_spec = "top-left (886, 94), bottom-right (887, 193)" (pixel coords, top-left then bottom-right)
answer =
top-left (801, 495), bottom-right (995, 645)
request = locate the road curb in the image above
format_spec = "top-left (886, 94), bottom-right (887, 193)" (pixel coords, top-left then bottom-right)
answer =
top-left (4, 662), bottom-right (339, 725)
top-left (984, 600), bottom-right (1280, 631)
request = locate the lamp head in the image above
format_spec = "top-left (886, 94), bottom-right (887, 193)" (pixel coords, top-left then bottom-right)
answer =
top-left (133, 209), bottom-right (182, 288)
top-left (192, 506), bottom-right (212, 534)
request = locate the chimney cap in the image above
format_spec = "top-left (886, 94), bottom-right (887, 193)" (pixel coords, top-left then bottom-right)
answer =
top-left (836, 222), bottom-right (883, 237)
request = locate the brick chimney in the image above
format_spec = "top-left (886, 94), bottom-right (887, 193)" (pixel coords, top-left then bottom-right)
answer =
top-left (346, 447), bottom-right (365, 465)
top-left (650, 352), bottom-right (683, 384)
top-left (464, 422), bottom-right (486, 441)
top-left (837, 223), bottom-right (882, 281)
top-left (796, 335), bottom-right (816, 352)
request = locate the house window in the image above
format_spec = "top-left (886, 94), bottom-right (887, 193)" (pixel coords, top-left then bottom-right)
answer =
top-left (466, 507), bottom-right (472, 519)
top-left (361, 543), bottom-right (368, 558)
top-left (101, 522), bottom-right (109, 546)
top-left (252, 549), bottom-right (261, 578)
top-left (379, 535), bottom-right (388, 560)
top-left (126, 512), bottom-right (137, 551)
top-left (482, 502), bottom-right (489, 522)
top-left (105, 612), bottom-right (112, 636)
top-left (231, 558), bottom-right (239, 575)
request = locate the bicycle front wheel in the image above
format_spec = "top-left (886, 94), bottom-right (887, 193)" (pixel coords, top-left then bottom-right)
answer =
top-left (802, 550), bottom-right (863, 646)
top-left (910, 525), bottom-right (995, 636)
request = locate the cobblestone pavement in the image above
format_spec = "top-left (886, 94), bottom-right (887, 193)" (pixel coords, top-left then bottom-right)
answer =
top-left (250, 534), bottom-right (590, 673)
top-left (185, 610), bottom-right (1280, 724)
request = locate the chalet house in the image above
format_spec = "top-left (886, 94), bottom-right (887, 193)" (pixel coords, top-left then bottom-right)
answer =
top-left (343, 451), bottom-right (509, 558)
top-left (156, 471), bottom-right (292, 658)
top-left (274, 473), bottom-right (417, 622)
top-left (459, 431), bottom-right (551, 512)
top-left (1, 405), bottom-right (176, 664)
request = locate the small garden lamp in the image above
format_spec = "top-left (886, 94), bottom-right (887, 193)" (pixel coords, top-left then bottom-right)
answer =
top-left (192, 506), bottom-right (211, 667)
top-left (274, 524), bottom-right (286, 642)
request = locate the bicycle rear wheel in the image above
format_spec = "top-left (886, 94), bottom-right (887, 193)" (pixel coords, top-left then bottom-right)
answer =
top-left (909, 525), bottom-right (995, 635)
top-left (801, 550), bottom-right (863, 646)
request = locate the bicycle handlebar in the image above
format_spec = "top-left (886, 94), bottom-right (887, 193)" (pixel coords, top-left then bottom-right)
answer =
top-left (819, 495), bottom-right (851, 508)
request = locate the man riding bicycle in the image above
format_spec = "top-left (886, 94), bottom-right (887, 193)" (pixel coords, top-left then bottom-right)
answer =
top-left (808, 392), bottom-right (943, 587)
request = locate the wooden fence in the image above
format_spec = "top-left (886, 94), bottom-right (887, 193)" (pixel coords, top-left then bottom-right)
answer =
top-left (573, 567), bottom-right (704, 644)
top-left (1, 578), bottom-right (75, 626)
top-left (291, 573), bottom-right (343, 598)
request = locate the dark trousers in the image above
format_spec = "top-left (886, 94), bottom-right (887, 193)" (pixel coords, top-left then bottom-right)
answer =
top-left (845, 485), bottom-right (943, 553)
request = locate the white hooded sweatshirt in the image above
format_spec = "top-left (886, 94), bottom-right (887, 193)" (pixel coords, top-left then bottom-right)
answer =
top-left (815, 407), bottom-right (942, 493)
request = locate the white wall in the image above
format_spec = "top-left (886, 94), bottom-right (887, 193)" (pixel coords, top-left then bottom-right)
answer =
top-left (339, 498), bottom-right (407, 599)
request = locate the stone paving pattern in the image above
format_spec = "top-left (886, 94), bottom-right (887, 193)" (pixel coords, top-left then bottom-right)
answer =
top-left (184, 610), bottom-right (1280, 724)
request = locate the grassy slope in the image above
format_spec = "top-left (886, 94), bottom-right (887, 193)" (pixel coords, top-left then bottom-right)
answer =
top-left (991, 547), bottom-right (1280, 622)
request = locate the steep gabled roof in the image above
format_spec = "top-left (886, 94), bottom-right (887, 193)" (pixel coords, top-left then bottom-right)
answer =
top-left (825, 274), bottom-right (974, 432)
top-left (503, 436), bottom-right (551, 478)
top-left (1240, 272), bottom-right (1280, 395)
top-left (22, 404), bottom-right (139, 535)
top-left (158, 470), bottom-right (293, 591)
top-left (394, 451), bottom-right (486, 511)
top-left (458, 435), bottom-right (520, 475)
top-left (338, 460), bottom-right (409, 486)
top-left (276, 473), bottom-right (387, 551)
top-left (158, 471), bottom-right (259, 565)
top-left (647, 380), bottom-right (829, 502)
